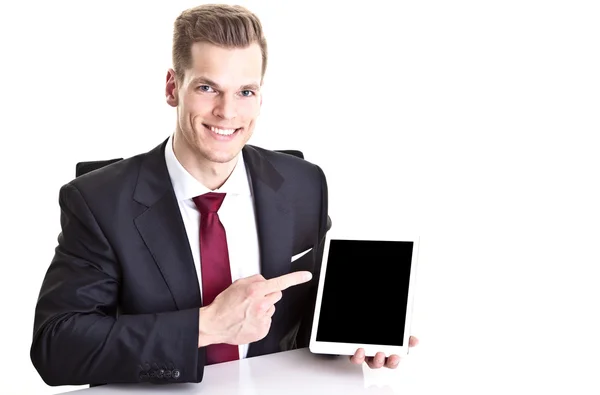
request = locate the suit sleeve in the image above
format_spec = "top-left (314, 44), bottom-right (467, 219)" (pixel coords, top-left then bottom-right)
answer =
top-left (30, 183), bottom-right (203, 386)
top-left (296, 164), bottom-right (331, 347)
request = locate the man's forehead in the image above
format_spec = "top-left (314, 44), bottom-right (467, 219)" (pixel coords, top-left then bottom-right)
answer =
top-left (187, 42), bottom-right (262, 79)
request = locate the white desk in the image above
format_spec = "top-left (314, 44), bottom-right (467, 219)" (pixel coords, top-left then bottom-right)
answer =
top-left (55, 348), bottom-right (404, 394)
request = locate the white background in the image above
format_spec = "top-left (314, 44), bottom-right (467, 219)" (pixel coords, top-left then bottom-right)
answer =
top-left (1, 0), bottom-right (599, 394)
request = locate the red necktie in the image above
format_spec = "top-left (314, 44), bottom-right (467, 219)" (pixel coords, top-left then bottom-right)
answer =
top-left (193, 192), bottom-right (239, 364)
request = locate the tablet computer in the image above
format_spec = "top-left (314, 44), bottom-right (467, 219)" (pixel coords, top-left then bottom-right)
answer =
top-left (309, 234), bottom-right (419, 357)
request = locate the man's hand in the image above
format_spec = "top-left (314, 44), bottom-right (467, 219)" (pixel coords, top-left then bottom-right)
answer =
top-left (198, 271), bottom-right (312, 347)
top-left (349, 336), bottom-right (419, 369)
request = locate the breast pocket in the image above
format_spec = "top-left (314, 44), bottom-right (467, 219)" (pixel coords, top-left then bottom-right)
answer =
top-left (290, 246), bottom-right (314, 272)
top-left (291, 247), bottom-right (312, 263)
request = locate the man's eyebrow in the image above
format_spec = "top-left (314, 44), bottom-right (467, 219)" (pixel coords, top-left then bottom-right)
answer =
top-left (241, 83), bottom-right (261, 91)
top-left (190, 77), bottom-right (260, 91)
top-left (190, 77), bottom-right (221, 89)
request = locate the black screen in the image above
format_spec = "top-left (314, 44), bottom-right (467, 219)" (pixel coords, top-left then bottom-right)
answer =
top-left (315, 239), bottom-right (413, 346)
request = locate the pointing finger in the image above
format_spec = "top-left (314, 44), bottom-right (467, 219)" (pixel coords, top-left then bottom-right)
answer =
top-left (264, 271), bottom-right (312, 293)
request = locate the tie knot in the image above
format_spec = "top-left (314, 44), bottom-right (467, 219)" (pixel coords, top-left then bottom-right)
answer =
top-left (193, 192), bottom-right (226, 214)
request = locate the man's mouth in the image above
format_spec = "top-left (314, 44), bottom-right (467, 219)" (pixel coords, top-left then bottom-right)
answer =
top-left (203, 124), bottom-right (242, 137)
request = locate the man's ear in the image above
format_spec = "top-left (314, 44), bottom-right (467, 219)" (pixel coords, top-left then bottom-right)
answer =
top-left (165, 69), bottom-right (178, 107)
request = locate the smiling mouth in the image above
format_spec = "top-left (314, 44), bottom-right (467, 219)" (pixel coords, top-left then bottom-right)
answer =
top-left (203, 124), bottom-right (242, 136)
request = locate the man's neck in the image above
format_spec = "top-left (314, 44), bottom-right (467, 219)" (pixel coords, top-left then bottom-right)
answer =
top-left (172, 134), bottom-right (237, 191)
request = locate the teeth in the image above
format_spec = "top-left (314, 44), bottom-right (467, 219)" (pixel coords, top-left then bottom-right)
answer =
top-left (209, 126), bottom-right (236, 135)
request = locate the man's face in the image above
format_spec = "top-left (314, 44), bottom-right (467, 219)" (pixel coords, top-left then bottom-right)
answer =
top-left (166, 42), bottom-right (263, 164)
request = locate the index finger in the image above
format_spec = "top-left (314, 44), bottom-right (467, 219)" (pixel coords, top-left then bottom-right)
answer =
top-left (264, 271), bottom-right (312, 292)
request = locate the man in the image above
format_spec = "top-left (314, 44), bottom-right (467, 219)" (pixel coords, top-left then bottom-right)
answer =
top-left (30, 4), bottom-right (417, 387)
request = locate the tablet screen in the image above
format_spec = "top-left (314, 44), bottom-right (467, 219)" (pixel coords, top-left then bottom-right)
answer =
top-left (315, 239), bottom-right (414, 346)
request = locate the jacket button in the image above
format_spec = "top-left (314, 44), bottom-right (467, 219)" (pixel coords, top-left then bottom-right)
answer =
top-left (139, 372), bottom-right (149, 380)
top-left (172, 369), bottom-right (181, 379)
top-left (164, 370), bottom-right (172, 378)
top-left (157, 369), bottom-right (165, 379)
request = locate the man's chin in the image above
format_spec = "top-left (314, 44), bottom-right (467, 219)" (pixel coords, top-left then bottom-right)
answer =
top-left (199, 149), bottom-right (241, 165)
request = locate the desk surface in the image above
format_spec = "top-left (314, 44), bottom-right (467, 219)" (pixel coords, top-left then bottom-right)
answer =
top-left (56, 348), bottom-right (405, 395)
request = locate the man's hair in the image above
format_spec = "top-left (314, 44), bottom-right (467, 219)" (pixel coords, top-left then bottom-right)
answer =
top-left (172, 4), bottom-right (268, 82)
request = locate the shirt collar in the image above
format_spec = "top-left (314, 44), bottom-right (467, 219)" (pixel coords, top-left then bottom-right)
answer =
top-left (164, 133), bottom-right (252, 202)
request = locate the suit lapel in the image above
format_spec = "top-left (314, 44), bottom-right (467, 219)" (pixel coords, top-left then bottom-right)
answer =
top-left (133, 140), bottom-right (201, 310)
top-left (242, 145), bottom-right (293, 281)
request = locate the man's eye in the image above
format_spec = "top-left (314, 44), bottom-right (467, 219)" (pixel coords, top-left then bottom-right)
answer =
top-left (198, 85), bottom-right (214, 92)
top-left (240, 90), bottom-right (254, 97)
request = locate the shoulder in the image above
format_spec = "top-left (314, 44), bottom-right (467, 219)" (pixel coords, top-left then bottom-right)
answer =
top-left (60, 141), bottom-right (165, 207)
top-left (243, 145), bottom-right (327, 187)
top-left (68, 154), bottom-right (144, 197)
top-left (244, 145), bottom-right (330, 231)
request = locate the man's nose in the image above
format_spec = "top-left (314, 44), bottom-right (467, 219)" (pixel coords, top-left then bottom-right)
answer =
top-left (213, 95), bottom-right (237, 120)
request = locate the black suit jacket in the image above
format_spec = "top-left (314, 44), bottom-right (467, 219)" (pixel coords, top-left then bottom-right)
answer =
top-left (30, 139), bottom-right (331, 386)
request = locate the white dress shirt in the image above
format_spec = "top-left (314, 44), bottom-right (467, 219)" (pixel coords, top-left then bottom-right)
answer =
top-left (164, 134), bottom-right (261, 359)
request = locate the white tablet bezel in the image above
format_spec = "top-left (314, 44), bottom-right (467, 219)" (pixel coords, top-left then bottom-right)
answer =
top-left (309, 233), bottom-right (420, 357)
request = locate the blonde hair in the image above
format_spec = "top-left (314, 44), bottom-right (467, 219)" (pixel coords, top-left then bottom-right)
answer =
top-left (172, 4), bottom-right (268, 82)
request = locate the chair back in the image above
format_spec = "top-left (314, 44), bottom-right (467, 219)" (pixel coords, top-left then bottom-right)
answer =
top-left (76, 150), bottom-right (304, 177)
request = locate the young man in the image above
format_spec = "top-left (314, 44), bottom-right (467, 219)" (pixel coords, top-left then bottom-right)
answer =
top-left (30, 4), bottom-right (417, 387)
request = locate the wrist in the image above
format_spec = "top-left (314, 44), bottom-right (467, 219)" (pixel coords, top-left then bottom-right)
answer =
top-left (198, 305), bottom-right (225, 348)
